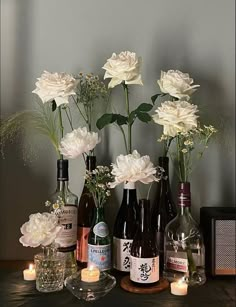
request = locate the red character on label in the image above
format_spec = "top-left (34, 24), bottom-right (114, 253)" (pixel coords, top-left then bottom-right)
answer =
top-left (101, 256), bottom-right (106, 262)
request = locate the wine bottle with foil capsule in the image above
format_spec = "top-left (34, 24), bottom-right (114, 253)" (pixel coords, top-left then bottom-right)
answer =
top-left (49, 159), bottom-right (78, 277)
top-left (151, 156), bottom-right (176, 273)
top-left (130, 199), bottom-right (159, 285)
top-left (76, 156), bottom-right (96, 267)
top-left (113, 182), bottom-right (137, 272)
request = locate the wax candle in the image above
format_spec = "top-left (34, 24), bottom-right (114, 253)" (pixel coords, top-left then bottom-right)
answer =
top-left (170, 280), bottom-right (188, 296)
top-left (23, 264), bottom-right (36, 281)
top-left (81, 266), bottom-right (100, 282)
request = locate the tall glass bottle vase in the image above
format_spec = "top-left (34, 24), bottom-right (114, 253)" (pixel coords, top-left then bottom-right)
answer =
top-left (151, 157), bottom-right (176, 273)
top-left (49, 159), bottom-right (78, 277)
top-left (113, 182), bottom-right (138, 272)
top-left (163, 182), bottom-right (206, 286)
top-left (130, 199), bottom-right (159, 285)
top-left (76, 156), bottom-right (96, 267)
top-left (88, 205), bottom-right (111, 271)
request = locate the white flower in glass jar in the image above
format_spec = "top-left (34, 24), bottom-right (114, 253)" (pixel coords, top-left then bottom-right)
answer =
top-left (19, 212), bottom-right (62, 247)
top-left (32, 71), bottom-right (77, 106)
top-left (59, 127), bottom-right (100, 159)
top-left (157, 70), bottom-right (200, 100)
top-left (110, 150), bottom-right (159, 188)
top-left (153, 100), bottom-right (199, 137)
top-left (102, 51), bottom-right (143, 88)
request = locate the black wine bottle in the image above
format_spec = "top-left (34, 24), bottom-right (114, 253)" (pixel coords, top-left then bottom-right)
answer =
top-left (130, 199), bottom-right (159, 285)
top-left (113, 182), bottom-right (137, 272)
top-left (151, 156), bottom-right (176, 273)
top-left (76, 156), bottom-right (96, 267)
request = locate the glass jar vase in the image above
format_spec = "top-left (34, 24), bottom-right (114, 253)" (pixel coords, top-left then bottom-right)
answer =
top-left (34, 245), bottom-right (66, 292)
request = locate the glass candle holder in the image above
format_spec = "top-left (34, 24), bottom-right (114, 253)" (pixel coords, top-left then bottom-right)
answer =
top-left (34, 246), bottom-right (66, 293)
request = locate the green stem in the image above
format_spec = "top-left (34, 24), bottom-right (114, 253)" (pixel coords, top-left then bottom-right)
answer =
top-left (58, 106), bottom-right (64, 160)
top-left (72, 96), bottom-right (88, 125)
top-left (123, 84), bottom-right (132, 154)
top-left (64, 108), bottom-right (74, 131)
top-left (118, 124), bottom-right (129, 154)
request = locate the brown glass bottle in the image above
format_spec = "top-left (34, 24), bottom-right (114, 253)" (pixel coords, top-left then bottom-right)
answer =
top-left (130, 199), bottom-right (159, 285)
top-left (151, 157), bottom-right (176, 273)
top-left (76, 156), bottom-right (96, 267)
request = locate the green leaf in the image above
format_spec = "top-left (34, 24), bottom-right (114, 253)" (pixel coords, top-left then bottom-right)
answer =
top-left (96, 113), bottom-right (118, 130)
top-left (128, 110), bottom-right (137, 125)
top-left (137, 103), bottom-right (153, 112)
top-left (137, 112), bottom-right (152, 123)
top-left (116, 115), bottom-right (128, 126)
top-left (151, 93), bottom-right (166, 104)
top-left (51, 100), bottom-right (57, 112)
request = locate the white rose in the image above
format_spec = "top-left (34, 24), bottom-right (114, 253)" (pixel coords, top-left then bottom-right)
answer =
top-left (32, 71), bottom-right (77, 106)
top-left (110, 150), bottom-right (158, 188)
top-left (19, 212), bottom-right (61, 247)
top-left (153, 100), bottom-right (199, 137)
top-left (157, 70), bottom-right (200, 100)
top-left (102, 51), bottom-right (143, 88)
top-left (59, 127), bottom-right (100, 159)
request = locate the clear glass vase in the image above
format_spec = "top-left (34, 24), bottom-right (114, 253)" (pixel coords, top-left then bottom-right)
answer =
top-left (34, 245), bottom-right (66, 293)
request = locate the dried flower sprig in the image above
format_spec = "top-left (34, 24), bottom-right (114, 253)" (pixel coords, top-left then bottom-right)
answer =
top-left (85, 165), bottom-right (114, 207)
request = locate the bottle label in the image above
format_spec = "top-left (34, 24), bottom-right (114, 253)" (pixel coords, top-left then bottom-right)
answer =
top-left (130, 256), bottom-right (159, 283)
top-left (88, 244), bottom-right (111, 271)
top-left (76, 226), bottom-right (90, 262)
top-left (93, 222), bottom-right (109, 238)
top-left (113, 237), bottom-right (133, 272)
top-left (55, 205), bottom-right (78, 250)
top-left (166, 251), bottom-right (188, 273)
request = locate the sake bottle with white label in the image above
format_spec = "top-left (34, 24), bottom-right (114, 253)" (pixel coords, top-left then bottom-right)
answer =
top-left (113, 182), bottom-right (137, 272)
top-left (163, 182), bottom-right (206, 286)
top-left (49, 159), bottom-right (78, 277)
top-left (88, 206), bottom-right (111, 271)
top-left (130, 199), bottom-right (159, 285)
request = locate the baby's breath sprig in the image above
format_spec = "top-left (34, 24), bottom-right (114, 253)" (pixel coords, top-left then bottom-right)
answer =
top-left (85, 165), bottom-right (114, 207)
top-left (45, 196), bottom-right (65, 216)
top-left (73, 73), bottom-right (108, 132)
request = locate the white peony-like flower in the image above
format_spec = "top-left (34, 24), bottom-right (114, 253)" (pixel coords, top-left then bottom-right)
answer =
top-left (157, 70), bottom-right (200, 100)
top-left (32, 71), bottom-right (77, 106)
top-left (19, 212), bottom-right (61, 248)
top-left (102, 51), bottom-right (143, 88)
top-left (153, 100), bottom-right (199, 137)
top-left (110, 150), bottom-right (158, 188)
top-left (59, 127), bottom-right (100, 159)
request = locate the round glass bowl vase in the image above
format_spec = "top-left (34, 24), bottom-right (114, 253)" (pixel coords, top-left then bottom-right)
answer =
top-left (64, 271), bottom-right (116, 301)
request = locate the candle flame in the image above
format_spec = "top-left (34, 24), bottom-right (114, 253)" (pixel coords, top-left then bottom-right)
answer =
top-left (29, 264), bottom-right (34, 271)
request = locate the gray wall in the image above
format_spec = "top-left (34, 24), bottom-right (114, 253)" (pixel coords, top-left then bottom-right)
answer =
top-left (0, 0), bottom-right (235, 260)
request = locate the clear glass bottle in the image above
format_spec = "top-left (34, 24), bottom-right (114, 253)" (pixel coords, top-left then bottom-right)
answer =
top-left (163, 182), bottom-right (206, 286)
top-left (130, 199), bottom-right (159, 285)
top-left (76, 156), bottom-right (96, 267)
top-left (49, 159), bottom-right (78, 277)
top-left (151, 156), bottom-right (176, 273)
top-left (88, 206), bottom-right (111, 271)
top-left (113, 182), bottom-right (137, 272)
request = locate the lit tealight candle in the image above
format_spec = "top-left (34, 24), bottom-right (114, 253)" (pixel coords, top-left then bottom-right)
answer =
top-left (170, 279), bottom-right (188, 296)
top-left (81, 266), bottom-right (100, 283)
top-left (23, 264), bottom-right (36, 281)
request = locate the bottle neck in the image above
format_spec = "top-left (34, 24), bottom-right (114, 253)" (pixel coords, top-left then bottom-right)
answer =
top-left (86, 156), bottom-right (96, 171)
top-left (94, 206), bottom-right (105, 222)
top-left (56, 180), bottom-right (69, 192)
top-left (177, 182), bottom-right (191, 215)
top-left (122, 183), bottom-right (137, 206)
top-left (159, 156), bottom-right (169, 177)
top-left (138, 199), bottom-right (151, 232)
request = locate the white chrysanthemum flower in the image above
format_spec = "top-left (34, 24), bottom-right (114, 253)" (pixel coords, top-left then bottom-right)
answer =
top-left (19, 213), bottom-right (61, 248)
top-left (32, 71), bottom-right (77, 106)
top-left (103, 51), bottom-right (143, 88)
top-left (110, 150), bottom-right (158, 188)
top-left (157, 70), bottom-right (200, 100)
top-left (153, 101), bottom-right (199, 137)
top-left (59, 127), bottom-right (100, 159)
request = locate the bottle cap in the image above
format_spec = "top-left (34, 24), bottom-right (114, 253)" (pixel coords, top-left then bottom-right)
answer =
top-left (57, 159), bottom-right (69, 181)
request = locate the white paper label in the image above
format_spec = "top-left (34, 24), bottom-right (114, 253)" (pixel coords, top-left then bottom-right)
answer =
top-left (113, 237), bottom-right (133, 271)
top-left (55, 205), bottom-right (78, 249)
top-left (166, 251), bottom-right (188, 273)
top-left (88, 244), bottom-right (111, 271)
top-left (130, 256), bottom-right (159, 283)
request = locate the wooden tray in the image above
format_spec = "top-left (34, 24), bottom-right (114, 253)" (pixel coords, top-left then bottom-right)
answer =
top-left (120, 276), bottom-right (169, 294)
